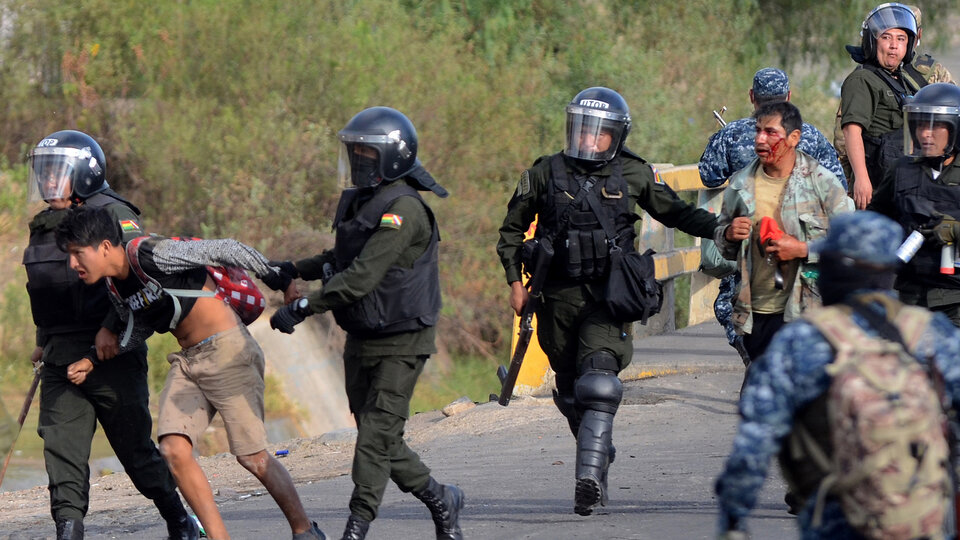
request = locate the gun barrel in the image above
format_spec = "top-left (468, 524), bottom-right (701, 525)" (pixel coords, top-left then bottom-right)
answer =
top-left (712, 106), bottom-right (728, 128)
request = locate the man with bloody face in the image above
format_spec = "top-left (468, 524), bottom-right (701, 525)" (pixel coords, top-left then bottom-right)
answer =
top-left (714, 101), bottom-right (853, 368)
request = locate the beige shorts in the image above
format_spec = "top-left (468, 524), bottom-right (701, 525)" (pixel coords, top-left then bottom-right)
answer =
top-left (158, 324), bottom-right (267, 456)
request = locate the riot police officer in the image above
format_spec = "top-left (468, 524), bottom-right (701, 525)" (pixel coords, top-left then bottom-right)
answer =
top-left (269, 107), bottom-right (464, 540)
top-left (869, 83), bottom-right (960, 326)
top-left (840, 2), bottom-right (924, 209)
top-left (496, 87), bottom-right (719, 516)
top-left (22, 130), bottom-right (196, 539)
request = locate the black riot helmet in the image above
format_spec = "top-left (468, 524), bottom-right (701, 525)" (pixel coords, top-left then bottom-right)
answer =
top-left (27, 130), bottom-right (108, 202)
top-left (904, 83), bottom-right (960, 159)
top-left (564, 87), bottom-right (632, 163)
top-left (860, 3), bottom-right (918, 66)
top-left (337, 107), bottom-right (418, 190)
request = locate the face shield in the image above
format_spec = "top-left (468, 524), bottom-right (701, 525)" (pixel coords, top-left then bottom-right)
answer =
top-left (905, 104), bottom-right (959, 158)
top-left (863, 3), bottom-right (917, 39)
top-left (27, 147), bottom-right (85, 203)
top-left (337, 143), bottom-right (382, 190)
top-left (564, 106), bottom-right (627, 162)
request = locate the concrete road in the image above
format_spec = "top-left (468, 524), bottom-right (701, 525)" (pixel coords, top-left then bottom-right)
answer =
top-left (116, 323), bottom-right (796, 540)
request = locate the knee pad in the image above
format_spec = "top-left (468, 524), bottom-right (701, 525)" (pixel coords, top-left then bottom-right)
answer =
top-left (574, 370), bottom-right (622, 415)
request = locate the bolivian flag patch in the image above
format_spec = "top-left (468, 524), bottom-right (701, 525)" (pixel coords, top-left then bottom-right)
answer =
top-left (380, 213), bottom-right (403, 229)
top-left (119, 220), bottom-right (141, 233)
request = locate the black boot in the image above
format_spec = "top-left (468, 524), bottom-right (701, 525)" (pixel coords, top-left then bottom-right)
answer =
top-left (155, 492), bottom-right (199, 540)
top-left (413, 477), bottom-right (465, 540)
top-left (340, 515), bottom-right (370, 540)
top-left (599, 443), bottom-right (616, 506)
top-left (572, 367), bottom-right (622, 517)
top-left (574, 409), bottom-right (615, 516)
top-left (55, 518), bottom-right (84, 540)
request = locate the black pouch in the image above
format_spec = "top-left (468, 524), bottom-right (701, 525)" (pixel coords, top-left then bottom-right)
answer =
top-left (566, 230), bottom-right (582, 279)
top-left (521, 238), bottom-right (540, 273)
top-left (604, 248), bottom-right (663, 324)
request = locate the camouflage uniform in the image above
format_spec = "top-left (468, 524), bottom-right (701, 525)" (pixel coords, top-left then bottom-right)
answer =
top-left (715, 211), bottom-right (960, 538)
top-left (713, 152), bottom-right (853, 335)
top-left (700, 68), bottom-right (846, 360)
top-left (699, 67), bottom-right (847, 190)
top-left (700, 118), bottom-right (847, 190)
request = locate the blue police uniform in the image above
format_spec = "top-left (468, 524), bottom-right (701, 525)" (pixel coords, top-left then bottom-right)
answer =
top-left (714, 211), bottom-right (960, 538)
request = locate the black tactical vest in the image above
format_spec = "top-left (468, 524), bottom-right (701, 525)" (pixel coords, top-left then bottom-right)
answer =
top-left (331, 183), bottom-right (442, 337)
top-left (893, 160), bottom-right (960, 288)
top-left (22, 190), bottom-right (140, 335)
top-left (536, 154), bottom-right (637, 282)
top-left (859, 63), bottom-right (925, 186)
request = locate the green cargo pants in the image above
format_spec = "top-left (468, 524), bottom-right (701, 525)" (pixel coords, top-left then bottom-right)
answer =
top-left (536, 284), bottom-right (634, 378)
top-left (343, 353), bottom-right (432, 522)
top-left (38, 336), bottom-right (177, 521)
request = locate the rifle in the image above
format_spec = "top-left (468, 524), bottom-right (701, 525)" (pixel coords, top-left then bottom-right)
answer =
top-left (497, 240), bottom-right (554, 406)
top-left (0, 362), bottom-right (42, 488)
top-left (712, 106), bottom-right (728, 128)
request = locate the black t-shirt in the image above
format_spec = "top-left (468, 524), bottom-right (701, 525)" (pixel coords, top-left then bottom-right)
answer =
top-left (112, 238), bottom-right (209, 334)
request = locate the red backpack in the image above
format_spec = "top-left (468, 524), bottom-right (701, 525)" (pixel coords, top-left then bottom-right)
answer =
top-left (109, 236), bottom-right (265, 329)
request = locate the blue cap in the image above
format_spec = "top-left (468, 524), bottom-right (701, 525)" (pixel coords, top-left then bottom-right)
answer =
top-left (809, 211), bottom-right (904, 266)
top-left (752, 68), bottom-right (790, 98)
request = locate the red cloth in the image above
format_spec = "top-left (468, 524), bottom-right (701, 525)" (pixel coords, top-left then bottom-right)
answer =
top-left (759, 216), bottom-right (784, 245)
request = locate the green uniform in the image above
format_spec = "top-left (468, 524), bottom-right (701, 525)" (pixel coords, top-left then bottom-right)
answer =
top-left (497, 151), bottom-right (718, 374)
top-left (840, 67), bottom-right (907, 139)
top-left (296, 180), bottom-right (436, 522)
top-left (25, 200), bottom-right (181, 523)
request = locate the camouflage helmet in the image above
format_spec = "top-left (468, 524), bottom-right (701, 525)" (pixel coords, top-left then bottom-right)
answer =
top-left (810, 211), bottom-right (904, 267)
top-left (752, 68), bottom-right (790, 104)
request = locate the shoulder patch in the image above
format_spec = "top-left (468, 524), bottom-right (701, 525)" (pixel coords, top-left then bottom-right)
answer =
top-left (380, 213), bottom-right (403, 229)
top-left (651, 166), bottom-right (665, 185)
top-left (119, 219), bottom-right (141, 233)
top-left (516, 170), bottom-right (531, 197)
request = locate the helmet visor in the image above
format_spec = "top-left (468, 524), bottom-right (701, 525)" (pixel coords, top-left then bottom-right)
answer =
top-left (337, 143), bottom-right (382, 190)
top-left (564, 108), bottom-right (626, 162)
top-left (905, 109), bottom-right (958, 158)
top-left (864, 3), bottom-right (917, 37)
top-left (27, 148), bottom-right (84, 203)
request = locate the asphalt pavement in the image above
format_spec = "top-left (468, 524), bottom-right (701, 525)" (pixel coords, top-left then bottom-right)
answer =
top-left (105, 322), bottom-right (796, 540)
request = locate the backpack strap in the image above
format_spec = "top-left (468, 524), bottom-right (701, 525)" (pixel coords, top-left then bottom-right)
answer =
top-left (120, 236), bottom-right (215, 338)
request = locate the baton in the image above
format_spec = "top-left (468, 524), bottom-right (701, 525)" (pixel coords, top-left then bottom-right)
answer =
top-left (0, 362), bottom-right (42, 488)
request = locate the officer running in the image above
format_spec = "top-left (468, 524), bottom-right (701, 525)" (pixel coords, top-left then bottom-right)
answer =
top-left (496, 87), bottom-right (719, 516)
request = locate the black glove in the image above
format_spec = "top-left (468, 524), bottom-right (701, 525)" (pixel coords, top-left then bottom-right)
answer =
top-left (270, 260), bottom-right (300, 279)
top-left (932, 218), bottom-right (960, 246)
top-left (260, 260), bottom-right (299, 291)
top-left (260, 269), bottom-right (292, 292)
top-left (270, 297), bottom-right (312, 334)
